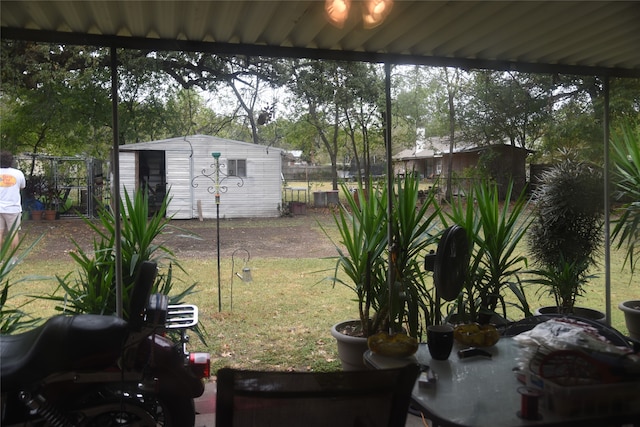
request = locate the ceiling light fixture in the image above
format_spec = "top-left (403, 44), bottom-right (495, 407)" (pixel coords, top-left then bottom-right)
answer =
top-left (362, 0), bottom-right (393, 28)
top-left (325, 0), bottom-right (351, 28)
top-left (325, 0), bottom-right (393, 29)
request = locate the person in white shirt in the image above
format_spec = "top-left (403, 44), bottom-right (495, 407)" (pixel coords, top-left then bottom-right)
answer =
top-left (0, 151), bottom-right (26, 251)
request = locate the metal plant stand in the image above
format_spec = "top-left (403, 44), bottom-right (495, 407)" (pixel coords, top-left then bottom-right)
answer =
top-left (192, 152), bottom-right (244, 312)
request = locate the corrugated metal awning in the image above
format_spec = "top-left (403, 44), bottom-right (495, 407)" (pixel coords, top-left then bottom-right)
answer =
top-left (2, 1), bottom-right (639, 77)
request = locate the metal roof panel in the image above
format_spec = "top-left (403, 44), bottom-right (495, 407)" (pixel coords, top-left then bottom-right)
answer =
top-left (2, 1), bottom-right (638, 76)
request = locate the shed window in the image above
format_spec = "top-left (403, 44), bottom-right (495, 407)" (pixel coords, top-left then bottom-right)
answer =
top-left (228, 159), bottom-right (247, 177)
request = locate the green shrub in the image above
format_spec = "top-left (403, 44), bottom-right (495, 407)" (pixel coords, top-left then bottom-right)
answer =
top-left (49, 189), bottom-right (196, 318)
top-left (0, 224), bottom-right (43, 333)
top-left (528, 154), bottom-right (604, 313)
top-left (611, 123), bottom-right (640, 276)
top-left (441, 180), bottom-right (532, 322)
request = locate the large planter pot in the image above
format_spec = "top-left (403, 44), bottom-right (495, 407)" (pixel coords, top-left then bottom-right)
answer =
top-left (330, 320), bottom-right (369, 371)
top-left (535, 306), bottom-right (606, 323)
top-left (618, 300), bottom-right (640, 340)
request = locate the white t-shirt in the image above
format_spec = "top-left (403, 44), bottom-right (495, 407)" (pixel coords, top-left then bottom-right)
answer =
top-left (0, 167), bottom-right (26, 213)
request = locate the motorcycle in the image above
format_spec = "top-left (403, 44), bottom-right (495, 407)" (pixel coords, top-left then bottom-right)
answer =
top-left (0, 261), bottom-right (210, 426)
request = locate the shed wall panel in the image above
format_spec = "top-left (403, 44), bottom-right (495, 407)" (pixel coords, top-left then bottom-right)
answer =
top-left (119, 151), bottom-right (137, 214)
top-left (165, 151), bottom-right (192, 219)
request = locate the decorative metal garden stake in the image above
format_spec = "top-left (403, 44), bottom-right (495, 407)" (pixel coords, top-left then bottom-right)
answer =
top-left (212, 152), bottom-right (222, 312)
top-left (192, 152), bottom-right (244, 312)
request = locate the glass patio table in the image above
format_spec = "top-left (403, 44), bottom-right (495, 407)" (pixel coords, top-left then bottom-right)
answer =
top-left (364, 338), bottom-right (640, 427)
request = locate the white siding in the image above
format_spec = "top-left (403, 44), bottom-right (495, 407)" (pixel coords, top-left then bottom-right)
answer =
top-left (165, 151), bottom-right (192, 219)
top-left (119, 135), bottom-right (283, 219)
top-left (119, 151), bottom-right (137, 214)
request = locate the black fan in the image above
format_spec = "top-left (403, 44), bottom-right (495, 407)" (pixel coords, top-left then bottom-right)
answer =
top-left (425, 225), bottom-right (470, 320)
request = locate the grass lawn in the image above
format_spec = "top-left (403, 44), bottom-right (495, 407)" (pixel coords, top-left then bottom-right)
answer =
top-left (9, 253), bottom-right (353, 373)
top-left (5, 188), bottom-right (638, 374)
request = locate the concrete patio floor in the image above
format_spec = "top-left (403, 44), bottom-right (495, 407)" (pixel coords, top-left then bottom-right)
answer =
top-left (194, 381), bottom-right (428, 426)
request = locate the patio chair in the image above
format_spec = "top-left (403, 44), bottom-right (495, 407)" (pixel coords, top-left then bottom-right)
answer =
top-left (215, 364), bottom-right (420, 427)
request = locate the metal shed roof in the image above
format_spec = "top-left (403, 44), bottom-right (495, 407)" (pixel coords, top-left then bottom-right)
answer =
top-left (393, 140), bottom-right (532, 160)
top-left (2, 1), bottom-right (639, 77)
top-left (117, 134), bottom-right (284, 153)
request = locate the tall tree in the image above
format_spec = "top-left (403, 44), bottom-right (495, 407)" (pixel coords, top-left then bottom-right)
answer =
top-left (2, 42), bottom-right (294, 149)
top-left (392, 66), bottom-right (449, 148)
top-left (148, 53), bottom-right (289, 144)
top-left (0, 41), bottom-right (113, 163)
top-left (443, 67), bottom-right (462, 201)
top-left (341, 63), bottom-right (384, 186)
top-left (542, 76), bottom-right (640, 164)
top-left (458, 71), bottom-right (552, 150)
top-left (288, 60), bottom-right (383, 189)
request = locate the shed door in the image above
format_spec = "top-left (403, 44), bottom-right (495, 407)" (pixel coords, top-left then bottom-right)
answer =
top-left (139, 150), bottom-right (166, 215)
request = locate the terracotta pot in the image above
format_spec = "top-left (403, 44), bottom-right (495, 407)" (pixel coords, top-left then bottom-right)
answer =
top-left (330, 320), bottom-right (369, 371)
top-left (30, 210), bottom-right (44, 221)
top-left (44, 210), bottom-right (57, 220)
top-left (618, 300), bottom-right (640, 340)
top-left (534, 306), bottom-right (606, 323)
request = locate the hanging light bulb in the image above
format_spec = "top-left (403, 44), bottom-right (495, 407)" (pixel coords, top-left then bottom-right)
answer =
top-left (362, 0), bottom-right (393, 28)
top-left (325, 0), bottom-right (351, 28)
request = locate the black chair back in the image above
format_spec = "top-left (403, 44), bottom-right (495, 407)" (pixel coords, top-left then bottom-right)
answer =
top-left (128, 261), bottom-right (157, 330)
top-left (216, 364), bottom-right (420, 427)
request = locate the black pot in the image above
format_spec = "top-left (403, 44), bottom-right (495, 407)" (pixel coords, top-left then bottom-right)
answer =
top-left (534, 306), bottom-right (606, 323)
top-left (618, 300), bottom-right (640, 340)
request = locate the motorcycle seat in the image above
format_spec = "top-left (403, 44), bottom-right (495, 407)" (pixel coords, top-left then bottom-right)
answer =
top-left (1, 314), bottom-right (128, 390)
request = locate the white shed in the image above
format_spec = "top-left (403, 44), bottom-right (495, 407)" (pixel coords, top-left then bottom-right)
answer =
top-left (118, 135), bottom-right (283, 219)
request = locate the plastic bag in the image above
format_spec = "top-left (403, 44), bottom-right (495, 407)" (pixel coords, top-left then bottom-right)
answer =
top-left (513, 318), bottom-right (627, 355)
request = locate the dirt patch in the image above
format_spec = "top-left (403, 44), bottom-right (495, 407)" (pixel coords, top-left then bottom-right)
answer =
top-left (20, 209), bottom-right (339, 261)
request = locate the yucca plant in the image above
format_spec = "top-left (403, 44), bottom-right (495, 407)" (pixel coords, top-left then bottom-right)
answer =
top-left (475, 181), bottom-right (531, 321)
top-left (611, 122), bottom-right (640, 339)
top-left (49, 188), bottom-right (197, 318)
top-left (389, 174), bottom-right (440, 336)
top-left (0, 224), bottom-right (43, 333)
top-left (441, 180), bottom-right (532, 323)
top-left (528, 257), bottom-right (595, 311)
top-left (528, 154), bottom-right (604, 314)
top-left (326, 174), bottom-right (439, 339)
top-left (611, 123), bottom-right (640, 276)
top-left (327, 181), bottom-right (388, 338)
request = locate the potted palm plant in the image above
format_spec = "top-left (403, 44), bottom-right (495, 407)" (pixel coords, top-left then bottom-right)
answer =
top-left (441, 180), bottom-right (532, 324)
top-left (528, 153), bottom-right (605, 321)
top-left (326, 175), bottom-right (438, 370)
top-left (42, 178), bottom-right (61, 220)
top-left (46, 189), bottom-right (198, 317)
top-left (611, 123), bottom-right (640, 339)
